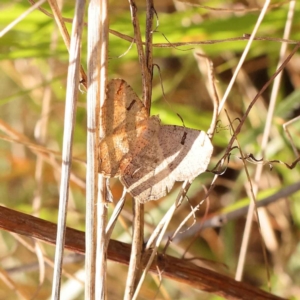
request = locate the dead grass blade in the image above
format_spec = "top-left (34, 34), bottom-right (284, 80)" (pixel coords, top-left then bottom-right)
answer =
top-left (51, 1), bottom-right (85, 298)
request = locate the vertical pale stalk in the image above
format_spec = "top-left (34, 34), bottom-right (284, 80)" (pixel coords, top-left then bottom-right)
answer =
top-left (51, 0), bottom-right (85, 299)
top-left (87, 0), bottom-right (109, 299)
top-left (96, 0), bottom-right (109, 298)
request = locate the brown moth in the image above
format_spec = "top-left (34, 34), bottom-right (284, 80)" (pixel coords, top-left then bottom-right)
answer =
top-left (99, 79), bottom-right (213, 203)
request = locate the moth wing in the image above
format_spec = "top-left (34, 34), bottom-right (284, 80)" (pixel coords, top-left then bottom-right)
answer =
top-left (121, 121), bottom-right (213, 202)
top-left (120, 117), bottom-right (175, 203)
top-left (102, 79), bottom-right (148, 136)
top-left (99, 79), bottom-right (148, 177)
top-left (158, 125), bottom-right (213, 182)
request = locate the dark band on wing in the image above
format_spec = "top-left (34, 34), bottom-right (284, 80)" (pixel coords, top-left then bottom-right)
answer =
top-left (181, 132), bottom-right (187, 145)
top-left (126, 99), bottom-right (136, 111)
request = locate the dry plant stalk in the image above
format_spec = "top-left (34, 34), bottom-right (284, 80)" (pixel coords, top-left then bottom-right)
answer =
top-left (86, 0), bottom-right (109, 299)
top-left (232, 0), bottom-right (296, 281)
top-left (124, 1), bottom-right (149, 298)
top-left (121, 1), bottom-right (215, 297)
top-left (51, 0), bottom-right (85, 298)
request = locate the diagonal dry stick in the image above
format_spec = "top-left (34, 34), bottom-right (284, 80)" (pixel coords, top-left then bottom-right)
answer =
top-left (0, 206), bottom-right (286, 300)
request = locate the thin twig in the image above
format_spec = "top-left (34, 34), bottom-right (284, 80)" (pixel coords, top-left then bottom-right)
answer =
top-left (144, 0), bottom-right (154, 112)
top-left (124, 1), bottom-right (147, 299)
top-left (124, 200), bottom-right (144, 300)
top-left (105, 189), bottom-right (127, 247)
top-left (165, 182), bottom-right (300, 241)
top-left (152, 36), bottom-right (299, 47)
top-left (128, 0), bottom-right (149, 99)
top-left (27, 1), bottom-right (300, 49)
top-left (220, 43), bottom-right (300, 171)
top-left (176, 0), bottom-right (290, 12)
top-left (133, 181), bottom-right (191, 300)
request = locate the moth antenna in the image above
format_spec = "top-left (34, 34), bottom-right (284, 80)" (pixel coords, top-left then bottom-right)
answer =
top-left (176, 113), bottom-right (186, 128)
top-left (159, 32), bottom-right (193, 52)
top-left (105, 178), bottom-right (114, 203)
top-left (154, 64), bottom-right (187, 128)
top-left (110, 38), bottom-right (135, 59)
top-left (194, 51), bottom-right (219, 140)
top-left (154, 63), bottom-right (175, 111)
top-left (152, 6), bottom-right (159, 32)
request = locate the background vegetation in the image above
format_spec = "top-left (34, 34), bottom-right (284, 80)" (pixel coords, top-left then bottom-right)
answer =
top-left (0, 0), bottom-right (300, 299)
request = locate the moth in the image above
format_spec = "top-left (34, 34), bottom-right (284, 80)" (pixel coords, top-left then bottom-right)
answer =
top-left (98, 79), bottom-right (213, 203)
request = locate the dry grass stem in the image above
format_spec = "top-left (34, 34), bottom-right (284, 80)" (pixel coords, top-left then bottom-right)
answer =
top-left (95, 0), bottom-right (109, 297)
top-left (124, 1), bottom-right (148, 298)
top-left (51, 1), bottom-right (85, 298)
top-left (235, 0), bottom-right (296, 281)
top-left (218, 0), bottom-right (271, 113)
top-left (0, 0), bottom-right (46, 38)
top-left (86, 0), bottom-right (109, 299)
